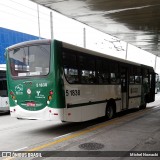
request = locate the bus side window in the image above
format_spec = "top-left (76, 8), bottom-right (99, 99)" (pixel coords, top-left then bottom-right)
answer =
top-left (96, 59), bottom-right (104, 84)
top-left (110, 61), bottom-right (120, 84)
top-left (79, 55), bottom-right (96, 84)
top-left (143, 76), bottom-right (149, 93)
top-left (63, 52), bottom-right (79, 84)
top-left (135, 76), bottom-right (142, 84)
top-left (64, 69), bottom-right (78, 83)
top-left (110, 73), bottom-right (116, 83)
top-left (129, 76), bottom-right (135, 84)
top-left (110, 73), bottom-right (120, 84)
top-left (102, 60), bottom-right (110, 83)
top-left (135, 67), bottom-right (142, 84)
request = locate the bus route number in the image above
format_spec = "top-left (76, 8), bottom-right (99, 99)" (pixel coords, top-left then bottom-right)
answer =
top-left (66, 90), bottom-right (80, 96)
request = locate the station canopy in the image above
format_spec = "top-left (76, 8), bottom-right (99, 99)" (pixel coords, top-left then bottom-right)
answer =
top-left (30, 0), bottom-right (160, 56)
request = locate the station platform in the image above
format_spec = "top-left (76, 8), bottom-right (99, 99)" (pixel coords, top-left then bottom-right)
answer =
top-left (23, 93), bottom-right (160, 160)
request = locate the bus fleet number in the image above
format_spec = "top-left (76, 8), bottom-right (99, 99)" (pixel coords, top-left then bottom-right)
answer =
top-left (66, 90), bottom-right (80, 96)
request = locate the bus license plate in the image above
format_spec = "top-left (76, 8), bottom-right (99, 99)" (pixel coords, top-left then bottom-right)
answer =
top-left (27, 102), bottom-right (36, 107)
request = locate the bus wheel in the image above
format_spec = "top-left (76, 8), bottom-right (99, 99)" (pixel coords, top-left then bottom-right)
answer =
top-left (17, 117), bottom-right (23, 120)
top-left (105, 105), bottom-right (114, 119)
top-left (139, 103), bottom-right (147, 109)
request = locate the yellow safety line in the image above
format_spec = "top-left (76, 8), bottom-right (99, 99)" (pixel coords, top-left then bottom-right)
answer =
top-left (28, 107), bottom-right (153, 151)
top-left (3, 106), bottom-right (158, 160)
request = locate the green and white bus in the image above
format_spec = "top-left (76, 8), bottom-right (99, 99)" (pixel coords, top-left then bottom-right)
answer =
top-left (5, 39), bottom-right (155, 122)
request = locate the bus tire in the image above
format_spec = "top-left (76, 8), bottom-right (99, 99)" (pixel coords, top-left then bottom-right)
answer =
top-left (141, 103), bottom-right (146, 109)
top-left (105, 102), bottom-right (115, 119)
top-left (17, 117), bottom-right (23, 120)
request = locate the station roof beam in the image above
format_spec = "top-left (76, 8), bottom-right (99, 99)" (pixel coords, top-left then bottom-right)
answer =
top-left (30, 0), bottom-right (160, 56)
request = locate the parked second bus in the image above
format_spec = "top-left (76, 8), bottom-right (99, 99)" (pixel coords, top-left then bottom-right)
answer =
top-left (0, 64), bottom-right (9, 112)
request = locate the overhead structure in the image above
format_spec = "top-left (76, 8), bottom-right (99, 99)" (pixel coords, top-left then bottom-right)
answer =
top-left (30, 0), bottom-right (160, 56)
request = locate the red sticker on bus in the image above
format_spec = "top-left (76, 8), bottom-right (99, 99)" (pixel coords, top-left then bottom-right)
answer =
top-left (26, 102), bottom-right (36, 107)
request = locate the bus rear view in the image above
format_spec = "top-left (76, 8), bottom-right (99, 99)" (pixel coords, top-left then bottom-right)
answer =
top-left (6, 39), bottom-right (64, 120)
top-left (5, 39), bottom-right (155, 122)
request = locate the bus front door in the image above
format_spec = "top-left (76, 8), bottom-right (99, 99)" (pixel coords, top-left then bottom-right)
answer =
top-left (121, 67), bottom-right (128, 110)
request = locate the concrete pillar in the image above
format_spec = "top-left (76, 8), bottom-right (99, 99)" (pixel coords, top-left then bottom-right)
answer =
top-left (50, 12), bottom-right (54, 40)
top-left (83, 28), bottom-right (86, 48)
top-left (154, 55), bottom-right (157, 72)
top-left (37, 4), bottom-right (41, 39)
top-left (125, 43), bottom-right (128, 60)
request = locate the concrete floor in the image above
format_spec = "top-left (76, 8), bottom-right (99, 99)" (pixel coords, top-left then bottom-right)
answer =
top-left (1, 93), bottom-right (160, 160)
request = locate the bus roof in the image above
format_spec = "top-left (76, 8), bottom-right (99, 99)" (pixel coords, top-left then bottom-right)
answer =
top-left (62, 41), bottom-right (154, 72)
top-left (7, 39), bottom-right (154, 72)
top-left (7, 39), bottom-right (50, 50)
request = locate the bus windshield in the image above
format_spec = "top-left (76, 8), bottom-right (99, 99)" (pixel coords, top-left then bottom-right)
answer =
top-left (8, 44), bottom-right (50, 77)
